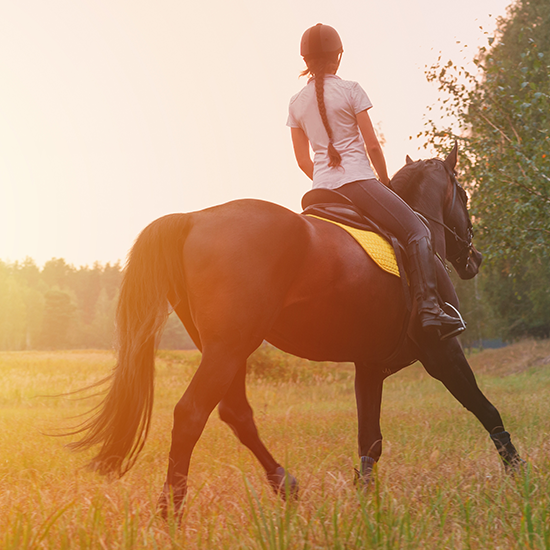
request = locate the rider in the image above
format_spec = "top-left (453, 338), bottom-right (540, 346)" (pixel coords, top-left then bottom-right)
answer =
top-left (287, 23), bottom-right (464, 340)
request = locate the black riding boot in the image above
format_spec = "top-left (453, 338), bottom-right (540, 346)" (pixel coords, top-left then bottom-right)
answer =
top-left (406, 237), bottom-right (466, 340)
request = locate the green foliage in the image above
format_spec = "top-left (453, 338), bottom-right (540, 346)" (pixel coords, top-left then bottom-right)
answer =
top-left (454, 254), bottom-right (550, 346)
top-left (424, 0), bottom-right (550, 260)
top-left (159, 313), bottom-right (196, 350)
top-left (0, 257), bottom-right (196, 351)
top-left (423, 0), bottom-right (550, 341)
top-left (40, 290), bottom-right (76, 349)
top-left (0, 261), bottom-right (44, 350)
top-left (481, 255), bottom-right (550, 340)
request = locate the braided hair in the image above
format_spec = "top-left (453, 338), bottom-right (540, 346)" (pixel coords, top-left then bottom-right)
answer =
top-left (301, 54), bottom-right (342, 169)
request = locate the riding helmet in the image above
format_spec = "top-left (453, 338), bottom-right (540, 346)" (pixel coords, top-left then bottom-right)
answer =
top-left (300, 23), bottom-right (343, 57)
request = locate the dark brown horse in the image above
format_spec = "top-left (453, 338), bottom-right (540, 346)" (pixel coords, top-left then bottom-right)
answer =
top-left (70, 144), bottom-right (522, 514)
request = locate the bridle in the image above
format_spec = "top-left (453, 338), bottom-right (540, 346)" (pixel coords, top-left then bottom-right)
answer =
top-left (415, 161), bottom-right (475, 270)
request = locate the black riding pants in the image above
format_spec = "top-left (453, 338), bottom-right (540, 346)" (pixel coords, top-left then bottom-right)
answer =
top-left (338, 179), bottom-right (429, 246)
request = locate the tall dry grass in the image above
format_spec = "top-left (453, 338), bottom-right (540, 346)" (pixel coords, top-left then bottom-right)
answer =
top-left (0, 344), bottom-right (549, 549)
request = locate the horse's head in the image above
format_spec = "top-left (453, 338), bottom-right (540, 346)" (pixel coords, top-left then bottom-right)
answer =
top-left (391, 143), bottom-right (482, 280)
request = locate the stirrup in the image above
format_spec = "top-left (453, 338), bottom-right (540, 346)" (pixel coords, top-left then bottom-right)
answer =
top-left (439, 302), bottom-right (466, 340)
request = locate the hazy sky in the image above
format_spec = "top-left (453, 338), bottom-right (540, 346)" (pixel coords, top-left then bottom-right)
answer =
top-left (1, 0), bottom-right (512, 267)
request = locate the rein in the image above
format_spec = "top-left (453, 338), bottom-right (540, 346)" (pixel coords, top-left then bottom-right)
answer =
top-left (411, 162), bottom-right (474, 268)
top-left (417, 209), bottom-right (473, 266)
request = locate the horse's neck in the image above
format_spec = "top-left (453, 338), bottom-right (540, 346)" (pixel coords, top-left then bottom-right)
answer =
top-left (395, 180), bottom-right (447, 258)
top-left (430, 223), bottom-right (447, 260)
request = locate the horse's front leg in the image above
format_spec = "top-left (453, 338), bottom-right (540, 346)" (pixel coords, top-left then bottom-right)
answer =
top-left (420, 338), bottom-right (523, 471)
top-left (354, 363), bottom-right (384, 488)
top-left (218, 364), bottom-right (298, 499)
top-left (158, 349), bottom-right (243, 518)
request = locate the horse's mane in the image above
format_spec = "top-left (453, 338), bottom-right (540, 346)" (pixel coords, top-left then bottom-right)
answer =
top-left (389, 160), bottom-right (429, 202)
top-left (391, 158), bottom-right (470, 212)
top-left (391, 162), bottom-right (422, 188)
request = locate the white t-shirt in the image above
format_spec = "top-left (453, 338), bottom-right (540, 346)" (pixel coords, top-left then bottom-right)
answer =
top-left (287, 75), bottom-right (377, 189)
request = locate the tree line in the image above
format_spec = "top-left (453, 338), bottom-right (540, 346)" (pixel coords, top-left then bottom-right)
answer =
top-left (0, 258), bottom-right (194, 351)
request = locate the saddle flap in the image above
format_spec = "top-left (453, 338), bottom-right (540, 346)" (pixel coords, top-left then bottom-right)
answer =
top-left (301, 189), bottom-right (394, 236)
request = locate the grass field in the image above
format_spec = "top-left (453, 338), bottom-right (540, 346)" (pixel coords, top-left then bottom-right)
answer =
top-left (1, 341), bottom-right (549, 549)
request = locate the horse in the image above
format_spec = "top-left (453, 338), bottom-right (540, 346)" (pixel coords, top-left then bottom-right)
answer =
top-left (69, 143), bottom-right (523, 515)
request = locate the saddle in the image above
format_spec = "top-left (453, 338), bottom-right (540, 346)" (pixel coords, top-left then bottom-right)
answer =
top-left (301, 189), bottom-right (409, 285)
top-left (302, 188), bottom-right (385, 231)
top-left (302, 189), bottom-right (432, 245)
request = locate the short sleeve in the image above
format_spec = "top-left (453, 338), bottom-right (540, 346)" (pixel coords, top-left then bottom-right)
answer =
top-left (350, 82), bottom-right (372, 114)
top-left (286, 94), bottom-right (301, 128)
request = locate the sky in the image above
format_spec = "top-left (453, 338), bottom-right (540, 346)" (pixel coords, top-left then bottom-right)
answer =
top-left (0, 0), bottom-right (513, 267)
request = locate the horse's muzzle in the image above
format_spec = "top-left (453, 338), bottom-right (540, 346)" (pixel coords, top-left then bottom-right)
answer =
top-left (457, 246), bottom-right (483, 280)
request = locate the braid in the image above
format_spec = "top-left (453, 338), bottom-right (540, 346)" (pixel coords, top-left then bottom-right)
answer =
top-left (314, 73), bottom-right (341, 168)
top-left (304, 56), bottom-right (342, 169)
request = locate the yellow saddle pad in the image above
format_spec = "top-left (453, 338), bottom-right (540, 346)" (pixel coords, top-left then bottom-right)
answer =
top-left (308, 215), bottom-right (400, 278)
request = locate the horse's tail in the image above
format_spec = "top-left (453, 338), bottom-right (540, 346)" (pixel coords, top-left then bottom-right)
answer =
top-left (68, 213), bottom-right (191, 477)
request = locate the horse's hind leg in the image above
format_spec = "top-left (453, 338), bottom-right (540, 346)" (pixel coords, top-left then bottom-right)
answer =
top-left (420, 339), bottom-right (523, 470)
top-left (159, 346), bottom-right (251, 516)
top-left (354, 363), bottom-right (384, 486)
top-left (218, 364), bottom-right (298, 497)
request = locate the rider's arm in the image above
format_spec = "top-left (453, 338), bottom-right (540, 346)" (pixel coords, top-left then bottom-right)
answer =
top-left (356, 110), bottom-right (390, 186)
top-left (291, 127), bottom-right (314, 180)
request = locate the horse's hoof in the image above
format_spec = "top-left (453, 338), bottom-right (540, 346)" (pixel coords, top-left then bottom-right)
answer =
top-left (267, 466), bottom-right (299, 500)
top-left (354, 468), bottom-right (374, 490)
top-left (490, 431), bottom-right (525, 475)
top-left (504, 455), bottom-right (527, 475)
top-left (354, 456), bottom-right (376, 490)
top-left (157, 482), bottom-right (186, 521)
top-left (157, 490), bottom-right (169, 520)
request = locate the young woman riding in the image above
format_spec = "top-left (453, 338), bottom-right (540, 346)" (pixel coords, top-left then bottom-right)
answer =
top-left (287, 23), bottom-right (464, 340)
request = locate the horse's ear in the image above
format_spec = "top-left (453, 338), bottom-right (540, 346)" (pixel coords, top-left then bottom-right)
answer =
top-left (405, 155), bottom-right (414, 165)
top-left (444, 141), bottom-right (458, 171)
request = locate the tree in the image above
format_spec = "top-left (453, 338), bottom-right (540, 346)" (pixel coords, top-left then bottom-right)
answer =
top-left (0, 270), bottom-right (27, 350)
top-left (422, 0), bottom-right (550, 340)
top-left (159, 313), bottom-right (197, 350)
top-left (423, 0), bottom-right (550, 263)
top-left (70, 264), bottom-right (102, 325)
top-left (89, 288), bottom-right (117, 349)
top-left (40, 289), bottom-right (76, 349)
top-left (41, 258), bottom-right (75, 289)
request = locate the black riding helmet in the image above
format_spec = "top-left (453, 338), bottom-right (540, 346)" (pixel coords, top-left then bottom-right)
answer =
top-left (300, 23), bottom-right (343, 58)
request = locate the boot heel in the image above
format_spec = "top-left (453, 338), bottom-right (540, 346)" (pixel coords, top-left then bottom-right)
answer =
top-left (443, 302), bottom-right (466, 328)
